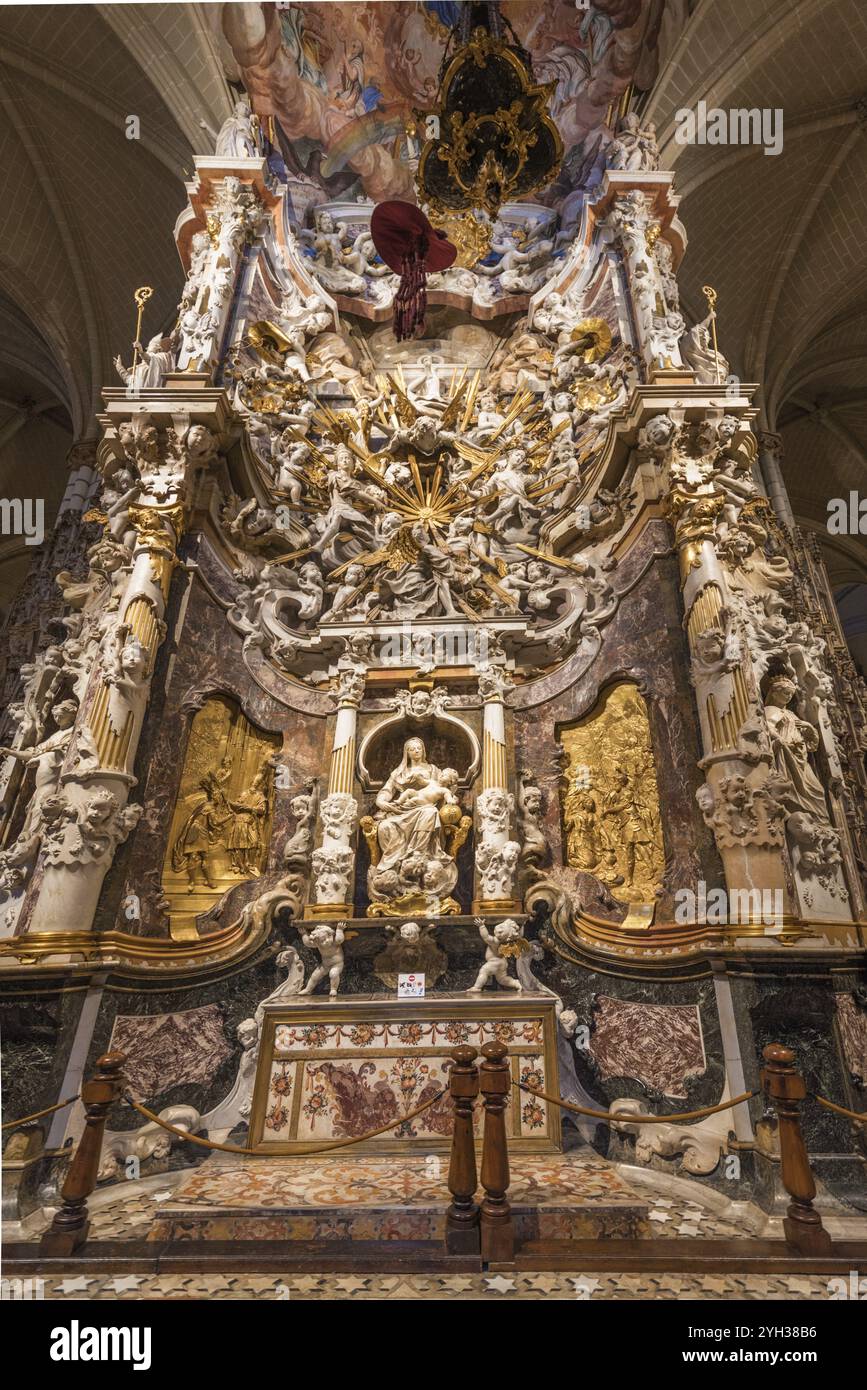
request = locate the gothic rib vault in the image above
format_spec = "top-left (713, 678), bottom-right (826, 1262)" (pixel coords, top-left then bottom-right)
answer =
top-left (0, 1), bottom-right (865, 1294)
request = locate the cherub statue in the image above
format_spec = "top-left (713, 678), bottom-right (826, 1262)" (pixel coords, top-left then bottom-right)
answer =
top-left (101, 467), bottom-right (141, 552)
top-left (649, 311), bottom-right (686, 369)
top-left (475, 222), bottom-right (554, 294)
top-left (281, 560), bottom-right (325, 628)
top-left (466, 388), bottom-right (508, 444)
top-left (299, 921), bottom-right (346, 997)
top-left (326, 562), bottom-right (368, 616)
top-left (517, 774), bottom-right (548, 868)
top-left (282, 781), bottom-right (319, 871)
top-left (468, 917), bottom-right (524, 993)
top-left (273, 434), bottom-right (311, 504)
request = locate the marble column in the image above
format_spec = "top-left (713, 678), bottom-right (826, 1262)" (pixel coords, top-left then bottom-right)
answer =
top-left (669, 473), bottom-right (792, 925)
top-left (757, 431), bottom-right (795, 531)
top-left (306, 666), bottom-right (364, 919)
top-left (474, 665), bottom-right (520, 914)
top-left (21, 396), bottom-right (229, 940)
top-left (597, 171), bottom-right (689, 381)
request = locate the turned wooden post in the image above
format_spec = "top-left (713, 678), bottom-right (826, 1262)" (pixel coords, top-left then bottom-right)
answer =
top-left (445, 1045), bottom-right (480, 1254)
top-left (761, 1043), bottom-right (832, 1255)
top-left (40, 1052), bottom-right (126, 1256)
top-left (479, 1040), bottom-right (514, 1263)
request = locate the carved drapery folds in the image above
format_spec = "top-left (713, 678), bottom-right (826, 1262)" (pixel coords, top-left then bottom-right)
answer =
top-left (362, 732), bottom-right (467, 918)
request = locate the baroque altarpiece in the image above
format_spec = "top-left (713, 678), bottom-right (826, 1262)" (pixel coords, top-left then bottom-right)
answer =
top-left (1, 94), bottom-right (866, 1224)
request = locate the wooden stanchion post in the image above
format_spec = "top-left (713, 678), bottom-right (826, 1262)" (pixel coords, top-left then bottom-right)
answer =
top-left (761, 1043), bottom-right (832, 1255)
top-left (445, 1045), bottom-right (480, 1254)
top-left (479, 1040), bottom-right (514, 1263)
top-left (40, 1053), bottom-right (126, 1257)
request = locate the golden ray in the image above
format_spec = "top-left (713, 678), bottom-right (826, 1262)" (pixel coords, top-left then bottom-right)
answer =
top-left (514, 542), bottom-right (588, 575)
top-left (409, 456), bottom-right (426, 503)
top-left (468, 543), bottom-right (507, 575)
top-left (270, 544), bottom-right (317, 565)
top-left (439, 375), bottom-right (471, 430)
top-left (482, 573), bottom-right (518, 607)
top-left (438, 454), bottom-right (498, 507)
top-left (528, 475), bottom-right (570, 500)
top-left (455, 594), bottom-right (482, 620)
top-left (461, 369), bottom-right (481, 432)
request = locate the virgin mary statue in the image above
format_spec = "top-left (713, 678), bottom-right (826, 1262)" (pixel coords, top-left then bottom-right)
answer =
top-left (366, 736), bottom-right (462, 914)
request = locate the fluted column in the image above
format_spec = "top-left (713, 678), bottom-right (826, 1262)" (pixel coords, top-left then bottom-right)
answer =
top-left (474, 665), bottom-right (520, 914)
top-left (328, 676), bottom-right (362, 797)
top-left (481, 672), bottom-right (509, 793)
top-left (305, 666), bottom-right (365, 919)
top-left (21, 397), bottom-right (229, 940)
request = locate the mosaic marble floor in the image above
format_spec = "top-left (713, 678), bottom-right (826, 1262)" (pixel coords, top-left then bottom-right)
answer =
top-left (13, 1155), bottom-right (852, 1301)
top-left (162, 1151), bottom-right (650, 1209)
top-left (23, 1152), bottom-right (753, 1243)
top-left (34, 1272), bottom-right (839, 1301)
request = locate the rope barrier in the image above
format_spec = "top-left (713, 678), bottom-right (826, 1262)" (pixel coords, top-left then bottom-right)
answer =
top-left (514, 1080), bottom-right (757, 1124)
top-left (123, 1086), bottom-right (450, 1157)
top-left (813, 1094), bottom-right (867, 1124)
top-left (2, 1094), bottom-right (80, 1131)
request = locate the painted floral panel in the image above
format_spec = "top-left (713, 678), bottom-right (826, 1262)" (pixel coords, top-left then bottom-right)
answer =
top-left (274, 1017), bottom-right (543, 1055)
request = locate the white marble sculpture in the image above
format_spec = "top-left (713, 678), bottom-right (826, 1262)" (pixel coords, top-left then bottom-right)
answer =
top-left (299, 921), bottom-right (346, 997)
top-left (468, 917), bottom-right (523, 993)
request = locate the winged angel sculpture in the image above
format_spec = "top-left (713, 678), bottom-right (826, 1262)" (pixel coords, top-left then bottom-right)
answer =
top-left (223, 313), bottom-right (628, 674)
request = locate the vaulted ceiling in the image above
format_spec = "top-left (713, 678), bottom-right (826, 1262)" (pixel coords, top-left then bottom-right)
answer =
top-left (0, 2), bottom-right (232, 609)
top-left (0, 0), bottom-right (865, 623)
top-left (646, 0), bottom-right (867, 587)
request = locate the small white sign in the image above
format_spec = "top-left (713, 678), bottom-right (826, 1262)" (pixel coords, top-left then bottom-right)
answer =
top-left (398, 973), bottom-right (425, 998)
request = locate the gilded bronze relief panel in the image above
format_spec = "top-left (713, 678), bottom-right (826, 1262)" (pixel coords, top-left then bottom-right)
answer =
top-left (559, 682), bottom-right (665, 905)
top-left (160, 695), bottom-right (280, 937)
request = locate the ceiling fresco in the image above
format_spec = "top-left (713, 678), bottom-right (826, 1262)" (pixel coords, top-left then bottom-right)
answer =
top-left (214, 1), bottom-right (687, 214)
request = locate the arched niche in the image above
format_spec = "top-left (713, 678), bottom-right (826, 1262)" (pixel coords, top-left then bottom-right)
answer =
top-left (357, 711), bottom-right (480, 791)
